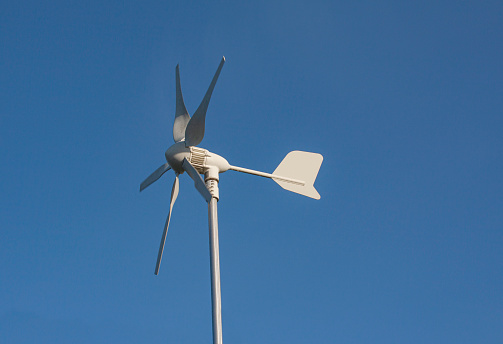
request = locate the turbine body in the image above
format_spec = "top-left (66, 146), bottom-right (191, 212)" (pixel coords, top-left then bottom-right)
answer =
top-left (165, 142), bottom-right (230, 175)
top-left (140, 57), bottom-right (323, 344)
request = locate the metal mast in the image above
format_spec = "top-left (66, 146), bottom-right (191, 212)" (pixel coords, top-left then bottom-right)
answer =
top-left (205, 168), bottom-right (223, 344)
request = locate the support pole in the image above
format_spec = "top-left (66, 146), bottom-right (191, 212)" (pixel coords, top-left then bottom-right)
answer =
top-left (206, 168), bottom-right (223, 344)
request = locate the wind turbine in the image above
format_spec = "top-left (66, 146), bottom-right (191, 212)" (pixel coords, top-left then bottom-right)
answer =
top-left (140, 57), bottom-right (323, 344)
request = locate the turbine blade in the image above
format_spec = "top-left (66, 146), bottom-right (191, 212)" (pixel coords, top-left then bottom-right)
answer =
top-left (173, 64), bottom-right (191, 143)
top-left (140, 163), bottom-right (171, 192)
top-left (155, 173), bottom-right (180, 275)
top-left (184, 57), bottom-right (225, 147)
top-left (182, 158), bottom-right (212, 202)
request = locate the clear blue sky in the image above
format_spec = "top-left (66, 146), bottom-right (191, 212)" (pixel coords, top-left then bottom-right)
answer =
top-left (1, 1), bottom-right (502, 343)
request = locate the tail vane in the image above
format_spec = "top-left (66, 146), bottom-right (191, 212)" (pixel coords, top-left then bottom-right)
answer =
top-left (272, 151), bottom-right (323, 199)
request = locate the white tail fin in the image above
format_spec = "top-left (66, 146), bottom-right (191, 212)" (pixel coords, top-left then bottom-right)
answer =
top-left (272, 151), bottom-right (323, 199)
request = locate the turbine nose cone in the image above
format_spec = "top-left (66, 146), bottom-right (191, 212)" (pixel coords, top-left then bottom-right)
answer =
top-left (165, 142), bottom-right (190, 173)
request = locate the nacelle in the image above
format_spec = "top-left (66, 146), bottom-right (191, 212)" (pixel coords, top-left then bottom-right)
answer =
top-left (165, 142), bottom-right (230, 175)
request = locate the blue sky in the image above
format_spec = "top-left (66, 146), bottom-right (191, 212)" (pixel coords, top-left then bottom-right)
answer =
top-left (1, 1), bottom-right (502, 343)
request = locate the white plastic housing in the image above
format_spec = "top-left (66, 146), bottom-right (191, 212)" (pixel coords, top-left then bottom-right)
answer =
top-left (165, 142), bottom-right (230, 175)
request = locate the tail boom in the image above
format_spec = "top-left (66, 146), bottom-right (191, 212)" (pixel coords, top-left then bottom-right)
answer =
top-left (229, 165), bottom-right (305, 186)
top-left (229, 150), bottom-right (323, 200)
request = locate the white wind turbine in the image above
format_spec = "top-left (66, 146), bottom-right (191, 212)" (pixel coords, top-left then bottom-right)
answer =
top-left (140, 57), bottom-right (323, 344)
